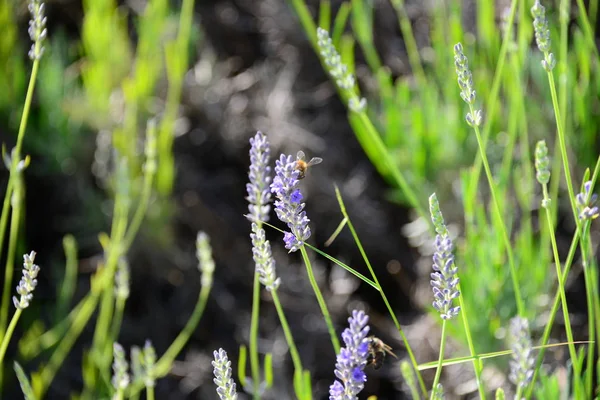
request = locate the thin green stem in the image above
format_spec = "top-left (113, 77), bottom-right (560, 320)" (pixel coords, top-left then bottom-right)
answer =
top-left (110, 297), bottom-right (126, 344)
top-left (545, 70), bottom-right (578, 223)
top-left (248, 271), bottom-right (261, 400)
top-left (470, 118), bottom-right (524, 316)
top-left (271, 290), bottom-right (303, 373)
top-left (542, 184), bottom-right (580, 384)
top-left (0, 175), bottom-right (24, 345)
top-left (0, 308), bottom-right (22, 365)
top-left (335, 187), bottom-right (428, 397)
top-left (580, 223), bottom-right (595, 396)
top-left (299, 246), bottom-right (340, 353)
top-left (57, 235), bottom-right (78, 319)
top-left (121, 162), bottom-right (155, 252)
top-left (146, 385), bottom-right (156, 400)
top-left (389, 0), bottom-right (426, 86)
top-left (0, 178), bottom-right (15, 333)
top-left (575, 0), bottom-right (600, 58)
top-left (430, 319), bottom-right (448, 400)
top-left (457, 293), bottom-right (486, 399)
top-left (154, 284), bottom-right (211, 376)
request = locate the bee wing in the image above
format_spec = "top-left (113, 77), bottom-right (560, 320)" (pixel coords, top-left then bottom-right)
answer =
top-left (383, 344), bottom-right (398, 358)
top-left (306, 157), bottom-right (323, 167)
top-left (296, 150), bottom-right (305, 160)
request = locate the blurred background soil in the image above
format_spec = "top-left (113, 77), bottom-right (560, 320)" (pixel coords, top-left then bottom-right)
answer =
top-left (1, 0), bottom-right (595, 399)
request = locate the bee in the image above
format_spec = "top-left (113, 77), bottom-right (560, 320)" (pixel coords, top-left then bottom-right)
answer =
top-left (366, 336), bottom-right (398, 370)
top-left (295, 150), bottom-right (323, 179)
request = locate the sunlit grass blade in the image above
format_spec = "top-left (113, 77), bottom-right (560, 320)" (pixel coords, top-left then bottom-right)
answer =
top-left (324, 217), bottom-right (347, 246)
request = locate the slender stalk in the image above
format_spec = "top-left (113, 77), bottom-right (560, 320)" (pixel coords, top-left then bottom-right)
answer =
top-left (389, 0), bottom-right (426, 86)
top-left (271, 290), bottom-right (303, 372)
top-left (0, 56), bottom-right (41, 336)
top-left (575, 0), bottom-right (600, 58)
top-left (146, 385), bottom-right (156, 400)
top-left (335, 187), bottom-right (428, 397)
top-left (541, 183), bottom-right (580, 384)
top-left (0, 309), bottom-right (22, 364)
top-left (456, 293), bottom-right (486, 399)
top-left (299, 246), bottom-right (340, 353)
top-left (430, 320), bottom-right (448, 400)
top-left (580, 223), bottom-right (595, 396)
top-left (110, 297), bottom-right (126, 343)
top-left (469, 116), bottom-right (525, 316)
top-left (248, 271), bottom-right (261, 399)
top-left (153, 284), bottom-right (211, 377)
top-left (57, 235), bottom-right (78, 319)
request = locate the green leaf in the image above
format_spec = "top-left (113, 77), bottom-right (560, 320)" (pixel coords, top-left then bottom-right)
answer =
top-left (14, 362), bottom-right (36, 400)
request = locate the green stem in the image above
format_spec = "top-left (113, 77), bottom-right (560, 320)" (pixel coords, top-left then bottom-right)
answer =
top-left (146, 385), bottom-right (156, 400)
top-left (388, 0), bottom-right (426, 86)
top-left (335, 187), bottom-right (428, 397)
top-left (57, 235), bottom-right (78, 320)
top-left (299, 246), bottom-right (340, 353)
top-left (542, 184), bottom-right (580, 385)
top-left (575, 0), bottom-right (600, 58)
top-left (0, 308), bottom-right (22, 365)
top-left (271, 290), bottom-right (303, 372)
top-left (430, 319), bottom-right (447, 399)
top-left (457, 293), bottom-right (486, 399)
top-left (154, 284), bottom-right (211, 377)
top-left (110, 297), bottom-right (126, 344)
top-left (545, 70), bottom-right (578, 223)
top-left (248, 271), bottom-right (261, 399)
top-left (580, 223), bottom-right (595, 397)
top-left (470, 118), bottom-right (524, 316)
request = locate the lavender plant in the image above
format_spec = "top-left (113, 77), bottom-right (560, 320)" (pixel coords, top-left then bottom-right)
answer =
top-left (575, 181), bottom-right (599, 221)
top-left (213, 349), bottom-right (238, 400)
top-left (329, 310), bottom-right (370, 400)
top-left (112, 343), bottom-right (130, 400)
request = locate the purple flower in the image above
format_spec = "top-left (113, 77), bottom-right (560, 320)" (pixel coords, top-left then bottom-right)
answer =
top-left (270, 154), bottom-right (311, 252)
top-left (246, 131), bottom-right (272, 223)
top-left (329, 310), bottom-right (370, 400)
top-left (430, 235), bottom-right (461, 320)
top-left (575, 181), bottom-right (599, 220)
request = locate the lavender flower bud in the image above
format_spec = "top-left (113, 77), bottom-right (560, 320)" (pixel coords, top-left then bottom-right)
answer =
top-left (270, 154), bottom-right (311, 252)
top-left (130, 346), bottom-right (143, 383)
top-left (575, 181), bottom-right (599, 220)
top-left (432, 383), bottom-right (445, 400)
top-left (197, 232), bottom-right (215, 288)
top-left (112, 343), bottom-right (130, 391)
top-left (317, 28), bottom-right (355, 91)
top-left (453, 43), bottom-right (482, 126)
top-left (508, 317), bottom-right (535, 390)
top-left (246, 131), bottom-right (272, 223)
top-left (534, 140), bottom-right (551, 186)
top-left (212, 348), bottom-right (238, 400)
top-left (142, 340), bottom-right (156, 388)
top-left (431, 235), bottom-right (461, 319)
top-left (531, 1), bottom-right (556, 71)
top-left (28, 0), bottom-right (47, 60)
top-left (251, 223), bottom-right (281, 291)
top-left (13, 251), bottom-right (40, 310)
top-left (329, 310), bottom-right (370, 400)
top-left (429, 193), bottom-right (449, 237)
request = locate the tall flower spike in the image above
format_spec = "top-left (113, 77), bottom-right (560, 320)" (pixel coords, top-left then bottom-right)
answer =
top-left (212, 348), bottom-right (238, 400)
top-left (197, 232), bottom-right (215, 288)
top-left (251, 223), bottom-right (281, 291)
top-left (531, 0), bottom-right (556, 71)
top-left (13, 251), bottom-right (40, 310)
top-left (270, 154), bottom-right (311, 252)
top-left (453, 43), bottom-right (482, 127)
top-left (508, 317), bottom-right (535, 391)
top-left (28, 0), bottom-right (47, 60)
top-left (329, 310), bottom-right (370, 400)
top-left (246, 131), bottom-right (272, 223)
top-left (112, 343), bottom-right (130, 391)
top-left (429, 194), bottom-right (460, 320)
top-left (575, 181), bottom-right (599, 220)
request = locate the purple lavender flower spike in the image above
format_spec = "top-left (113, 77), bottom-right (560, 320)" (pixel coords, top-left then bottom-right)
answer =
top-left (270, 154), bottom-right (311, 252)
top-left (246, 131), bottom-right (272, 223)
top-left (329, 310), bottom-right (370, 400)
top-left (430, 235), bottom-right (461, 320)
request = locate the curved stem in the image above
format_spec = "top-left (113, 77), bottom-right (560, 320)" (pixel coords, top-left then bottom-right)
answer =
top-left (0, 309), bottom-right (22, 364)
top-left (299, 246), bottom-right (340, 353)
top-left (248, 271), bottom-right (261, 399)
top-left (430, 319), bottom-right (448, 399)
top-left (271, 290), bottom-right (303, 372)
